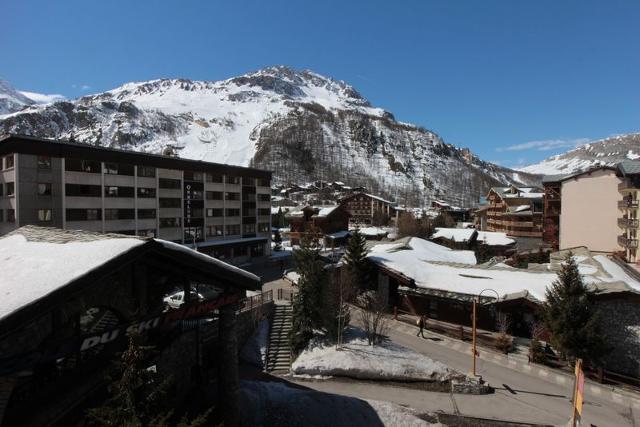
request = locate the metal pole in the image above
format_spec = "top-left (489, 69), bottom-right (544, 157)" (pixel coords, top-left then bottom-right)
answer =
top-left (472, 298), bottom-right (477, 377)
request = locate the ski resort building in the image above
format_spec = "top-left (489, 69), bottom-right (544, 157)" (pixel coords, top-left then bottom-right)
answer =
top-left (542, 167), bottom-right (620, 253)
top-left (339, 192), bottom-right (395, 225)
top-left (0, 134), bottom-right (272, 263)
top-left (285, 204), bottom-right (350, 245)
top-left (0, 226), bottom-right (265, 426)
top-left (483, 185), bottom-right (544, 238)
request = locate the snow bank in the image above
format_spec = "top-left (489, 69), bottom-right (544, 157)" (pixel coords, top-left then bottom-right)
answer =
top-left (292, 328), bottom-right (454, 382)
top-left (240, 380), bottom-right (443, 427)
top-left (240, 319), bottom-right (270, 368)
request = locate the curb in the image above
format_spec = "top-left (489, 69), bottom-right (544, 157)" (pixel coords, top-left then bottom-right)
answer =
top-left (391, 319), bottom-right (640, 409)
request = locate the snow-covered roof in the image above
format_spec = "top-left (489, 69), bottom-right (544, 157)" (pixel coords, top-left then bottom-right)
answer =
top-left (475, 231), bottom-right (516, 246)
top-left (358, 226), bottom-right (390, 237)
top-left (271, 207), bottom-right (281, 215)
top-left (315, 205), bottom-right (339, 217)
top-left (432, 228), bottom-right (475, 243)
top-left (327, 230), bottom-right (350, 239)
top-left (0, 226), bottom-right (261, 322)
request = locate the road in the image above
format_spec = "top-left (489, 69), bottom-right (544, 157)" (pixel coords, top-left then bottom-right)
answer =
top-left (290, 318), bottom-right (638, 426)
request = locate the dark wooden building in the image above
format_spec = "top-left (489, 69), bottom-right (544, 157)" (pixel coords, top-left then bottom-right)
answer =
top-left (285, 205), bottom-right (350, 245)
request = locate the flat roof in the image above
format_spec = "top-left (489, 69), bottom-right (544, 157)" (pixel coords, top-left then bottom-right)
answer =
top-left (0, 134), bottom-right (272, 179)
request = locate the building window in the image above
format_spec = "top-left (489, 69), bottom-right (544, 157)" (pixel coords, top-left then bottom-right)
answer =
top-left (38, 156), bottom-right (52, 169)
top-left (137, 166), bottom-right (156, 178)
top-left (206, 225), bottom-right (224, 237)
top-left (243, 177), bottom-right (256, 186)
top-left (206, 191), bottom-right (223, 200)
top-left (243, 223), bottom-right (256, 234)
top-left (4, 155), bottom-right (14, 170)
top-left (184, 227), bottom-right (203, 241)
top-left (66, 209), bottom-right (101, 221)
top-left (159, 217), bottom-right (181, 228)
top-left (104, 163), bottom-right (134, 176)
top-left (105, 209), bottom-right (135, 220)
top-left (159, 178), bottom-right (181, 189)
top-left (0, 185), bottom-right (2, 196)
top-left (206, 208), bottom-right (224, 217)
top-left (225, 192), bottom-right (240, 201)
top-left (251, 244), bottom-right (265, 257)
top-left (37, 183), bottom-right (52, 196)
top-left (225, 224), bottom-right (240, 235)
top-left (191, 190), bottom-right (203, 200)
top-left (258, 208), bottom-right (271, 216)
top-left (137, 209), bottom-right (157, 219)
top-left (258, 222), bottom-right (270, 232)
top-left (7, 209), bottom-right (15, 222)
top-left (66, 184), bottom-right (101, 197)
top-left (38, 209), bottom-right (52, 222)
top-left (159, 198), bottom-right (181, 208)
top-left (184, 171), bottom-right (203, 181)
top-left (225, 175), bottom-right (240, 185)
top-left (65, 158), bottom-right (101, 173)
top-left (225, 208), bottom-right (240, 217)
top-left (137, 187), bottom-right (156, 198)
top-left (258, 194), bottom-right (271, 202)
top-left (0, 210), bottom-right (3, 222)
top-left (104, 186), bottom-right (135, 198)
top-left (191, 208), bottom-right (204, 217)
top-left (6, 182), bottom-right (15, 197)
top-left (206, 173), bottom-right (223, 183)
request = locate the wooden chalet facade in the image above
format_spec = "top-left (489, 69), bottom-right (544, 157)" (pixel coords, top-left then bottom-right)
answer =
top-left (485, 185), bottom-right (544, 238)
top-left (285, 205), bottom-right (350, 245)
top-left (339, 192), bottom-right (394, 225)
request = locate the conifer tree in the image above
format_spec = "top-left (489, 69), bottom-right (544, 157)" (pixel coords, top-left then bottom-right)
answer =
top-left (290, 229), bottom-right (326, 352)
top-left (542, 253), bottom-right (608, 365)
top-left (344, 228), bottom-right (374, 293)
top-left (273, 229), bottom-right (283, 251)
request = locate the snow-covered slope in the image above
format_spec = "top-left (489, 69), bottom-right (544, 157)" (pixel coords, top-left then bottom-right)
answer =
top-left (519, 133), bottom-right (640, 175)
top-left (0, 66), bottom-right (540, 206)
top-left (0, 80), bottom-right (65, 114)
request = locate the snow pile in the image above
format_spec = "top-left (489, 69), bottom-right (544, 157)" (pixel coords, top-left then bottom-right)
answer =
top-left (292, 327), bottom-right (455, 381)
top-left (240, 380), bottom-right (443, 427)
top-left (240, 319), bottom-right (270, 368)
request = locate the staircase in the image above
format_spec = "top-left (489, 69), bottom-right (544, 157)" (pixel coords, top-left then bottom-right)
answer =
top-left (265, 304), bottom-right (293, 373)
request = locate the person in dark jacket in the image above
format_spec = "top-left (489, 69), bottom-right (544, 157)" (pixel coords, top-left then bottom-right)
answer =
top-left (416, 315), bottom-right (426, 338)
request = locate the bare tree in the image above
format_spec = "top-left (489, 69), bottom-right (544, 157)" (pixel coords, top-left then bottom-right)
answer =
top-left (357, 291), bottom-right (389, 346)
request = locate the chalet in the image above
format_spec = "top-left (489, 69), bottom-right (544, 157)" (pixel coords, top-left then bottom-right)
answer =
top-left (484, 185), bottom-right (544, 238)
top-left (0, 226), bottom-right (264, 426)
top-left (339, 192), bottom-right (395, 226)
top-left (430, 227), bottom-right (516, 256)
top-left (285, 205), bottom-right (350, 245)
top-left (431, 200), bottom-right (471, 223)
top-left (368, 239), bottom-right (640, 377)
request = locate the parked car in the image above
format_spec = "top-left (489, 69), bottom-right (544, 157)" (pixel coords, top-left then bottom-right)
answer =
top-left (163, 290), bottom-right (205, 309)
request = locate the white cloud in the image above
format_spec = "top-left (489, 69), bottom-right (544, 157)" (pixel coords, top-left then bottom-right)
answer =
top-left (71, 84), bottom-right (91, 91)
top-left (19, 91), bottom-right (65, 104)
top-left (496, 138), bottom-right (590, 153)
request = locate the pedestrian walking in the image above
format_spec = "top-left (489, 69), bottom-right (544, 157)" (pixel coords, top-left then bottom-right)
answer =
top-left (416, 315), bottom-right (426, 338)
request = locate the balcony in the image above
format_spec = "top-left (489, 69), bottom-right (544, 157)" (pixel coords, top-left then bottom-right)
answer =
top-left (618, 218), bottom-right (640, 229)
top-left (618, 235), bottom-right (639, 248)
top-left (618, 199), bottom-right (639, 209)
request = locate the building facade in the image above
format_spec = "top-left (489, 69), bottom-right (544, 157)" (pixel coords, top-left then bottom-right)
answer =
top-left (339, 192), bottom-right (394, 225)
top-left (485, 185), bottom-right (544, 238)
top-left (617, 161), bottom-right (640, 263)
top-left (0, 135), bottom-right (272, 263)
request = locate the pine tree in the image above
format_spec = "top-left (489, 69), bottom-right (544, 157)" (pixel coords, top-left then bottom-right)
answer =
top-left (542, 253), bottom-right (608, 365)
top-left (344, 228), bottom-right (374, 293)
top-left (289, 229), bottom-right (327, 353)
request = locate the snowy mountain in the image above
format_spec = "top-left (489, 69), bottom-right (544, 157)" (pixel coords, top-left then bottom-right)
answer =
top-left (519, 133), bottom-right (640, 175)
top-left (0, 79), bottom-right (65, 114)
top-left (0, 66), bottom-right (540, 206)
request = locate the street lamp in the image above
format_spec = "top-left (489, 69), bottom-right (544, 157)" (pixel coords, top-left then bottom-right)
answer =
top-left (472, 288), bottom-right (500, 377)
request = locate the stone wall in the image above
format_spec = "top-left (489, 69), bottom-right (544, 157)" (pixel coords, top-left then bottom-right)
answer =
top-left (597, 298), bottom-right (640, 377)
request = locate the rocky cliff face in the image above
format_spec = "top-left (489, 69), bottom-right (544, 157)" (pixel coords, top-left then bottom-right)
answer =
top-left (520, 133), bottom-right (640, 175)
top-left (0, 66), bottom-right (539, 206)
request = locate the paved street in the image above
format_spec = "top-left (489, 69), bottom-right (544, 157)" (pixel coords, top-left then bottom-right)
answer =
top-left (290, 318), bottom-right (638, 426)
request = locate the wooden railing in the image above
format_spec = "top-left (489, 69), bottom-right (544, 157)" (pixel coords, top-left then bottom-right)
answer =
top-left (238, 290), bottom-right (273, 312)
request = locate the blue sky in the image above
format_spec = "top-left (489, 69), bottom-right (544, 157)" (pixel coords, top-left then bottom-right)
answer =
top-left (1, 0), bottom-right (638, 167)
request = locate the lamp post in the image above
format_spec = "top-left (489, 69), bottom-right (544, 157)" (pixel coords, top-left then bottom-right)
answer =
top-left (472, 288), bottom-right (500, 377)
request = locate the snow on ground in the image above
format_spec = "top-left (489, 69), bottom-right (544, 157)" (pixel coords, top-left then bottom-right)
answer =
top-left (240, 319), bottom-right (270, 368)
top-left (240, 380), bottom-right (443, 427)
top-left (291, 327), bottom-right (455, 382)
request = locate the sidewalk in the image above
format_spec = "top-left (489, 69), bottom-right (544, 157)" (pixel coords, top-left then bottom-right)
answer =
top-left (389, 314), bottom-right (640, 410)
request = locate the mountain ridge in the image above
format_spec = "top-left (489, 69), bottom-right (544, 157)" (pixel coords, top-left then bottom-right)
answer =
top-left (0, 66), bottom-right (540, 206)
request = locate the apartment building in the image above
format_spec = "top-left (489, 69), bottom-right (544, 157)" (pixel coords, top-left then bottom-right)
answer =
top-left (617, 160), bottom-right (640, 263)
top-left (0, 134), bottom-right (272, 263)
top-left (339, 192), bottom-right (394, 225)
top-left (484, 185), bottom-right (544, 237)
top-left (542, 167), bottom-right (620, 253)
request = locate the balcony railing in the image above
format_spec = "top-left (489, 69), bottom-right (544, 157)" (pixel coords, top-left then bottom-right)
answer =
top-left (618, 235), bottom-right (639, 248)
top-left (618, 199), bottom-right (639, 209)
top-left (619, 179), bottom-right (640, 191)
top-left (618, 218), bottom-right (640, 229)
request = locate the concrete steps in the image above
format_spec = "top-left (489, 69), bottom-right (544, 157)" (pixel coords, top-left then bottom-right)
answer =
top-left (266, 304), bottom-right (293, 373)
